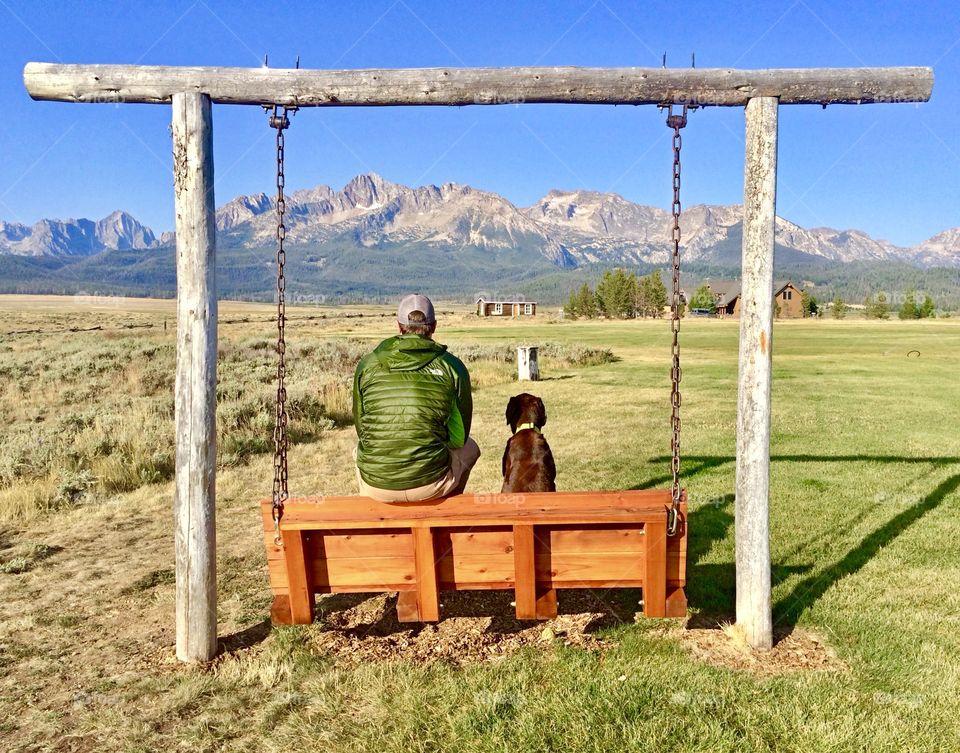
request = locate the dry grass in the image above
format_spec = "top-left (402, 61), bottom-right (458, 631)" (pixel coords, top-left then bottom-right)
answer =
top-left (0, 299), bottom-right (614, 523)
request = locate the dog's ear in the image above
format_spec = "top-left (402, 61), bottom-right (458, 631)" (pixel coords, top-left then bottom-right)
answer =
top-left (535, 397), bottom-right (547, 428)
top-left (505, 395), bottom-right (522, 432)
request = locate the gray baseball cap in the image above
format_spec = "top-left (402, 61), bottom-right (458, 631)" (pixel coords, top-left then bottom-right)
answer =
top-left (397, 293), bottom-right (436, 325)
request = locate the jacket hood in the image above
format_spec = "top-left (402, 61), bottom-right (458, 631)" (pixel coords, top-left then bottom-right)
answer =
top-left (373, 334), bottom-right (447, 372)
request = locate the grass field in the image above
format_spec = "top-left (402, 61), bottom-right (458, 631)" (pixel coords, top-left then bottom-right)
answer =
top-left (0, 295), bottom-right (958, 752)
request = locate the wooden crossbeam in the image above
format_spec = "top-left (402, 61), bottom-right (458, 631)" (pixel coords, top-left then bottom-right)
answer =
top-left (23, 63), bottom-right (933, 107)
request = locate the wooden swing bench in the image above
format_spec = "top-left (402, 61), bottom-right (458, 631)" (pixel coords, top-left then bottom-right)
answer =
top-left (261, 490), bottom-right (687, 624)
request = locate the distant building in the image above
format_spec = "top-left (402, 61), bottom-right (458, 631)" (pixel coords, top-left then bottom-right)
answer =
top-left (703, 280), bottom-right (805, 319)
top-left (476, 297), bottom-right (537, 317)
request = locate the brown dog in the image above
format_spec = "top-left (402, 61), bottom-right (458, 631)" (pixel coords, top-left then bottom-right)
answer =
top-left (501, 393), bottom-right (557, 493)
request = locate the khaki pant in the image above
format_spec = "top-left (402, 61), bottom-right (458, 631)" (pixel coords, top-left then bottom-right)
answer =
top-left (355, 438), bottom-right (481, 502)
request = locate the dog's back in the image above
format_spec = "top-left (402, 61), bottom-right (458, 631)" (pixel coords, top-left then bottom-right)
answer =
top-left (501, 393), bottom-right (557, 493)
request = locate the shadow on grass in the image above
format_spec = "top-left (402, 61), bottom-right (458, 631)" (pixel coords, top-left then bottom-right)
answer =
top-left (309, 589), bottom-right (647, 639)
top-left (635, 454), bottom-right (960, 490)
top-left (635, 454), bottom-right (960, 629)
top-left (774, 472), bottom-right (960, 630)
top-left (681, 495), bottom-right (811, 623)
top-left (219, 619), bottom-right (272, 652)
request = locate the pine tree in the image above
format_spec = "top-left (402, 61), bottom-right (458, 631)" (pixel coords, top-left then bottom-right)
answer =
top-left (639, 271), bottom-right (668, 318)
top-left (626, 271), bottom-right (640, 318)
top-left (874, 292), bottom-right (890, 320)
top-left (595, 271), bottom-right (613, 318)
top-left (899, 289), bottom-right (918, 320)
top-left (634, 273), bottom-right (649, 318)
top-left (831, 296), bottom-right (847, 319)
top-left (919, 294), bottom-right (935, 319)
top-left (801, 291), bottom-right (819, 318)
top-left (576, 283), bottom-right (597, 319)
top-left (596, 269), bottom-right (634, 319)
top-left (565, 288), bottom-right (580, 320)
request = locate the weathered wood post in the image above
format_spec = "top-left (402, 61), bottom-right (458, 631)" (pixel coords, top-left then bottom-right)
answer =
top-left (172, 92), bottom-right (218, 662)
top-left (735, 96), bottom-right (778, 650)
top-left (517, 346), bottom-right (540, 381)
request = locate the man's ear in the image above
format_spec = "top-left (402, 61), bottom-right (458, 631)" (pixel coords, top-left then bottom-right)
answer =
top-left (505, 395), bottom-right (521, 432)
top-left (536, 397), bottom-right (547, 428)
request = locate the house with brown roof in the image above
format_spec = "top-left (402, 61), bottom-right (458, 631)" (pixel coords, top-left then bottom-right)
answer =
top-left (704, 280), bottom-right (805, 319)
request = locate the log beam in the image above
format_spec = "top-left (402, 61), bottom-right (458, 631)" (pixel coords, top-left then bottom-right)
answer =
top-left (23, 63), bottom-right (932, 107)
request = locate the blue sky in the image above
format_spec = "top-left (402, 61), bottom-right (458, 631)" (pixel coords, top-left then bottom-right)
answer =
top-left (0, 0), bottom-right (957, 247)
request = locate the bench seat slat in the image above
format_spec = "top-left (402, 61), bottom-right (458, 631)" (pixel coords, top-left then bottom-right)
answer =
top-left (270, 491), bottom-right (674, 530)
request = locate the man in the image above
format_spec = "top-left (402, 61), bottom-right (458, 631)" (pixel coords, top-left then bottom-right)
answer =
top-left (353, 293), bottom-right (481, 502)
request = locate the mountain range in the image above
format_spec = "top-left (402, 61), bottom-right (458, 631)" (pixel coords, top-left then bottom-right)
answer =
top-left (1, 173), bottom-right (958, 301)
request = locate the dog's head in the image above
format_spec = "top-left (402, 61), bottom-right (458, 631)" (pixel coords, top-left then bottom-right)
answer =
top-left (505, 393), bottom-right (547, 433)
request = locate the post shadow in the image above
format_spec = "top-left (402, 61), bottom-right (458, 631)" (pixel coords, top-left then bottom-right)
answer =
top-left (631, 454), bottom-right (960, 625)
top-left (679, 495), bottom-right (810, 622)
top-left (774, 472), bottom-right (960, 630)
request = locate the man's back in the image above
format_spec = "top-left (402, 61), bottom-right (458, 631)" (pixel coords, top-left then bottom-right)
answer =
top-left (353, 333), bottom-right (472, 491)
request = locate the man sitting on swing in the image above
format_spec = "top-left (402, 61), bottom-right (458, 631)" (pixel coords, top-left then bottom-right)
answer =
top-left (353, 294), bottom-right (481, 502)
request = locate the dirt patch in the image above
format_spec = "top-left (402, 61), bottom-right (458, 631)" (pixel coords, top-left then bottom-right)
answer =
top-left (305, 589), bottom-right (640, 666)
top-left (680, 623), bottom-right (847, 675)
top-left (222, 594), bottom-right (845, 674)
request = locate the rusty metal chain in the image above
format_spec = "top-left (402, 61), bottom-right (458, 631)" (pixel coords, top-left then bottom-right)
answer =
top-left (666, 103), bottom-right (688, 537)
top-left (267, 104), bottom-right (295, 546)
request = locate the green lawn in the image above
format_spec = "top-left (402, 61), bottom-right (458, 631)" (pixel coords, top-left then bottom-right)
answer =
top-left (0, 299), bottom-right (957, 752)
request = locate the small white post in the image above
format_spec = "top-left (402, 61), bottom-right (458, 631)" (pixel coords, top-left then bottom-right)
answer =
top-left (517, 346), bottom-right (540, 381)
top-left (172, 91), bottom-right (218, 662)
top-left (735, 95), bottom-right (778, 651)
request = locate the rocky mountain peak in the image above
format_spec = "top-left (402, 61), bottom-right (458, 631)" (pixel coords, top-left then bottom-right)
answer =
top-left (216, 192), bottom-right (273, 231)
top-left (1, 175), bottom-right (958, 271)
top-left (341, 172), bottom-right (403, 209)
top-left (95, 210), bottom-right (155, 249)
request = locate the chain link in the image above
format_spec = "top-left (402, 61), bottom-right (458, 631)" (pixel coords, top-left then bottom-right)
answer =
top-left (666, 104), bottom-right (687, 537)
top-left (268, 105), bottom-right (295, 547)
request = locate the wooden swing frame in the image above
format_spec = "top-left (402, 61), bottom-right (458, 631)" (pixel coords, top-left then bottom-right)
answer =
top-left (22, 61), bottom-right (933, 661)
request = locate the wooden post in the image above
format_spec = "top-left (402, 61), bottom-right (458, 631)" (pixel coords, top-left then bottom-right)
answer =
top-left (411, 527), bottom-right (440, 621)
top-left (172, 92), bottom-right (218, 662)
top-left (517, 346), bottom-right (540, 381)
top-left (735, 96), bottom-right (778, 650)
top-left (643, 518), bottom-right (667, 618)
top-left (513, 524), bottom-right (538, 619)
top-left (280, 530), bottom-right (314, 624)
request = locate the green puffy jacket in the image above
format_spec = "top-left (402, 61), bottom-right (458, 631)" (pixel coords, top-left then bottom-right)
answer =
top-left (353, 334), bottom-right (472, 490)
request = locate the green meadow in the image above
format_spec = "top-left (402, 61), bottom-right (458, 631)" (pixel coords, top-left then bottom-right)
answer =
top-left (0, 295), bottom-right (957, 752)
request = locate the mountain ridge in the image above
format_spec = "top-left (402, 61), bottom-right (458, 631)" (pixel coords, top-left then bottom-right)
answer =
top-left (2, 173), bottom-right (957, 271)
